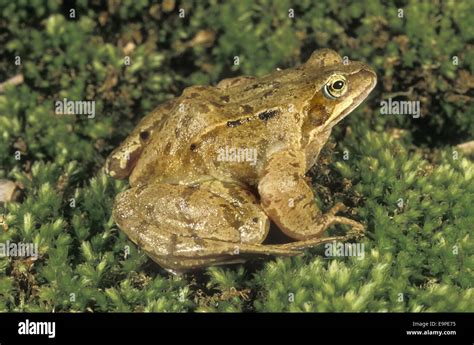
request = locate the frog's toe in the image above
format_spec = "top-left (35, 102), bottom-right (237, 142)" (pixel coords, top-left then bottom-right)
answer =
top-left (329, 216), bottom-right (366, 237)
top-left (327, 202), bottom-right (347, 215)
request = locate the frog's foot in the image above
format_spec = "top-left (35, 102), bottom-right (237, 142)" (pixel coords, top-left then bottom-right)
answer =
top-left (298, 202), bottom-right (365, 240)
top-left (272, 204), bottom-right (365, 252)
top-left (276, 230), bottom-right (364, 253)
top-left (262, 201), bottom-right (364, 252)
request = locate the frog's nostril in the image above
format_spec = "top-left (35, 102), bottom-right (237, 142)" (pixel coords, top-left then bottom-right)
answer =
top-left (361, 66), bottom-right (377, 80)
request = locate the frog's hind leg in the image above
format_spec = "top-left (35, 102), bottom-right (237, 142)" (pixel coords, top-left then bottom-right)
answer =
top-left (113, 180), bottom-right (300, 271)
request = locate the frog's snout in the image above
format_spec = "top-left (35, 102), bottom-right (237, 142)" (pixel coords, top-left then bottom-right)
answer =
top-left (360, 63), bottom-right (377, 84)
top-left (363, 68), bottom-right (377, 92)
top-left (105, 148), bottom-right (140, 180)
top-left (105, 154), bottom-right (127, 179)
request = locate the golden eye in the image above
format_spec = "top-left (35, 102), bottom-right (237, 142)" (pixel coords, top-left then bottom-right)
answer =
top-left (323, 75), bottom-right (347, 99)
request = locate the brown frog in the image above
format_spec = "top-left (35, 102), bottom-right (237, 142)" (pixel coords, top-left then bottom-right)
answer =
top-left (105, 49), bottom-right (377, 273)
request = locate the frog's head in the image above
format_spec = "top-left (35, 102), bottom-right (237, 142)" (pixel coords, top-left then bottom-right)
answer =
top-left (300, 49), bottom-right (377, 133)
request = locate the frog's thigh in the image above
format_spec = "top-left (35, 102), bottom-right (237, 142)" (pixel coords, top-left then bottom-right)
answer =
top-left (126, 181), bottom-right (270, 244)
top-left (113, 182), bottom-right (299, 270)
top-left (195, 179), bottom-right (277, 243)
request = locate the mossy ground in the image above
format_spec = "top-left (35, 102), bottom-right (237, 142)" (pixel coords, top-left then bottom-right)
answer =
top-left (0, 0), bottom-right (472, 312)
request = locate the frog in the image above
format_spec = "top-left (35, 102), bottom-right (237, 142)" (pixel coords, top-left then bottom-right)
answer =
top-left (105, 49), bottom-right (377, 273)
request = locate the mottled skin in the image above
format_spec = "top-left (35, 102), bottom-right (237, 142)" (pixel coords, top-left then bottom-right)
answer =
top-left (105, 49), bottom-right (377, 273)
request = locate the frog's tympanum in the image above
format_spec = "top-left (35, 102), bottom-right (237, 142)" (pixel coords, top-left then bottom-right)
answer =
top-left (105, 49), bottom-right (377, 273)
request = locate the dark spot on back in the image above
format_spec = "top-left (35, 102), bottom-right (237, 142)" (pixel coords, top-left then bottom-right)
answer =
top-left (263, 90), bottom-right (274, 98)
top-left (209, 100), bottom-right (224, 108)
top-left (181, 115), bottom-right (192, 128)
top-left (240, 104), bottom-right (253, 113)
top-left (164, 142), bottom-right (171, 154)
top-left (190, 92), bottom-right (200, 97)
top-left (190, 143), bottom-right (197, 151)
top-left (220, 95), bottom-right (230, 102)
top-left (232, 77), bottom-right (251, 86)
top-left (252, 217), bottom-right (259, 223)
top-left (182, 185), bottom-right (199, 200)
top-left (290, 162), bottom-right (300, 168)
top-left (243, 83), bottom-right (261, 91)
top-left (199, 104), bottom-right (211, 113)
top-left (258, 109), bottom-right (279, 121)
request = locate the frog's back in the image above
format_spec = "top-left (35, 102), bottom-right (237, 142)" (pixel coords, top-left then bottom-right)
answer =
top-left (150, 82), bottom-right (271, 154)
top-left (130, 66), bottom-right (321, 186)
top-left (129, 85), bottom-right (237, 185)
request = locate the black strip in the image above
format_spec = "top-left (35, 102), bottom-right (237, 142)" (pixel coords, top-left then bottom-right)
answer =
top-left (258, 110), bottom-right (279, 121)
top-left (227, 119), bottom-right (243, 127)
top-left (0, 312), bottom-right (472, 345)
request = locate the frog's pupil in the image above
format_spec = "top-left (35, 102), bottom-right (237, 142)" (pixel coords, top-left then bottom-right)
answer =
top-left (333, 81), bottom-right (344, 90)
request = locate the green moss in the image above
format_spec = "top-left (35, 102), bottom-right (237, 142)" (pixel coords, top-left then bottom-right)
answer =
top-left (0, 0), bottom-right (472, 312)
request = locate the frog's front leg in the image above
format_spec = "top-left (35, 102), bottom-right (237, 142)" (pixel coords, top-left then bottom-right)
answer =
top-left (258, 149), bottom-right (365, 241)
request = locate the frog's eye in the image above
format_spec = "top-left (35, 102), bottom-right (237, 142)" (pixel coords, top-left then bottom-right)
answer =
top-left (323, 75), bottom-right (347, 99)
